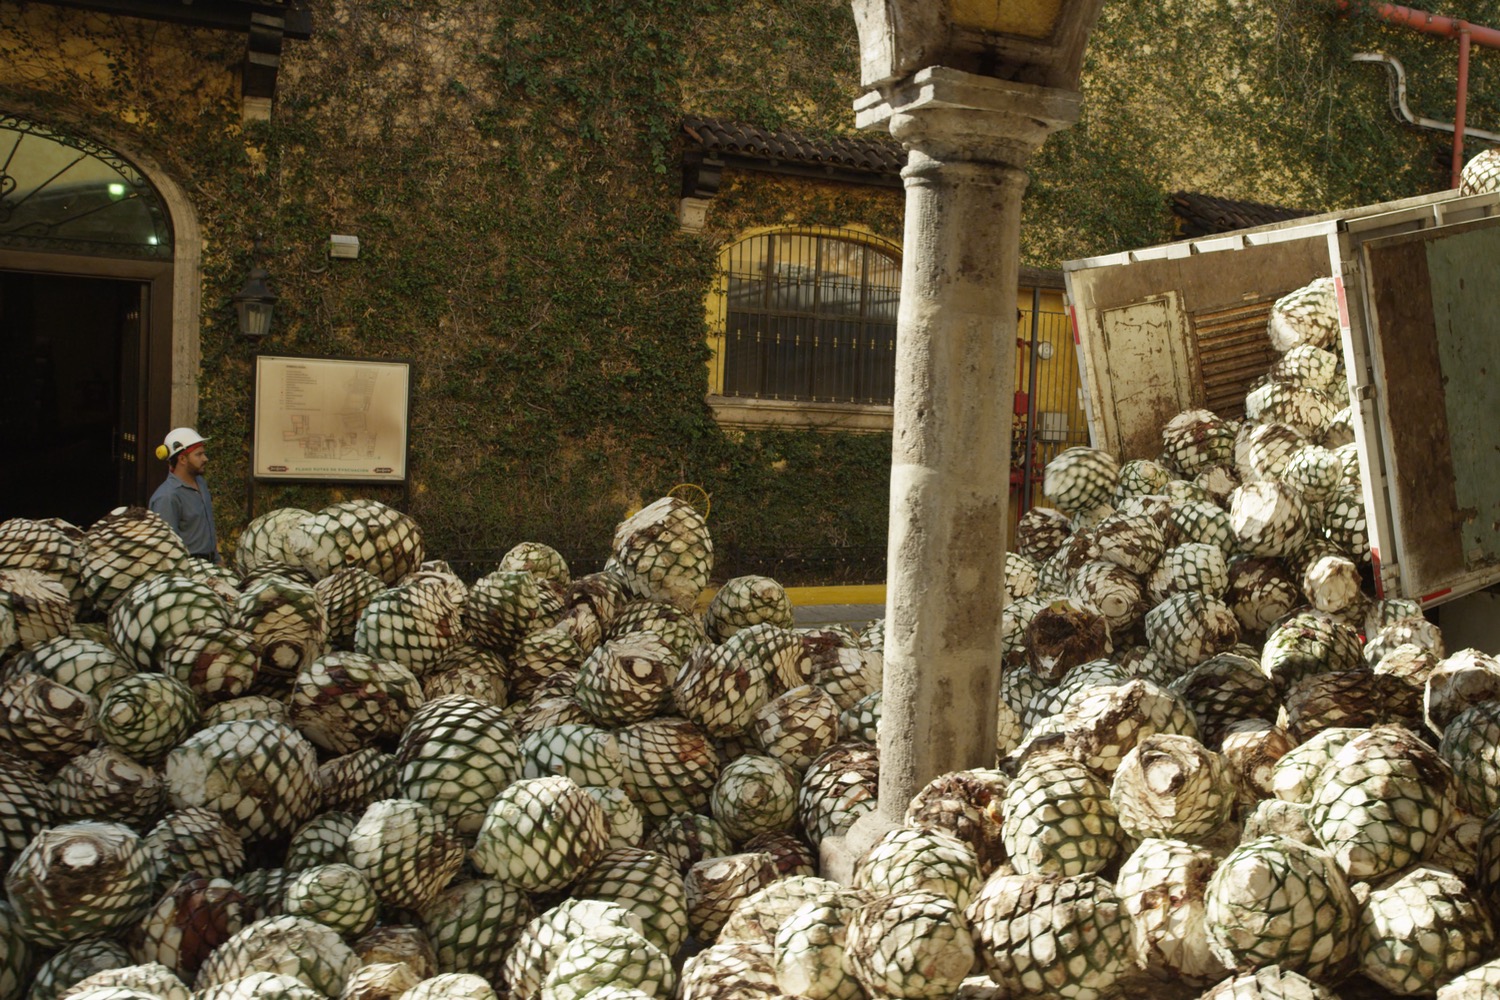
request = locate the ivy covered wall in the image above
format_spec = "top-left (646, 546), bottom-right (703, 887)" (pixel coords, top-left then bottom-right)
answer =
top-left (0, 0), bottom-right (1495, 583)
top-left (1024, 0), bottom-right (1500, 264)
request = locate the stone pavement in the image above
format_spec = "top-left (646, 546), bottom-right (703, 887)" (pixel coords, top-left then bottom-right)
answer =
top-left (793, 603), bottom-right (885, 628)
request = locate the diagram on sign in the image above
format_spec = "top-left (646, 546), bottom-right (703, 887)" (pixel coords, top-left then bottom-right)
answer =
top-left (278, 367), bottom-right (380, 459)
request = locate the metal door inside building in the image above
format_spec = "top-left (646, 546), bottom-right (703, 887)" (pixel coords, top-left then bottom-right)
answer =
top-left (0, 269), bottom-right (157, 525)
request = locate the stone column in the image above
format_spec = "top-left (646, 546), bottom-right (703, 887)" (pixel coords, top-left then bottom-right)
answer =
top-left (824, 68), bottom-right (1080, 876)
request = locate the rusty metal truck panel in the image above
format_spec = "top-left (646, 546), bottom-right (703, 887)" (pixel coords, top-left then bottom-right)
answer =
top-left (1354, 217), bottom-right (1500, 602)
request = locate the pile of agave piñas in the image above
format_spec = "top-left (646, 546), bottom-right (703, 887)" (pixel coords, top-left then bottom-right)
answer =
top-left (5, 268), bottom-right (1500, 1000)
top-left (0, 493), bottom-right (900, 1000)
top-left (973, 266), bottom-right (1500, 1000)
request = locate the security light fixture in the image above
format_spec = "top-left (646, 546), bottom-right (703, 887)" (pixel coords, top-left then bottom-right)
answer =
top-left (329, 234), bottom-right (360, 259)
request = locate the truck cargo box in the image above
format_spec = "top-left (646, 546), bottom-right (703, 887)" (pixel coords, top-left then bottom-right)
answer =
top-left (1063, 189), bottom-right (1500, 607)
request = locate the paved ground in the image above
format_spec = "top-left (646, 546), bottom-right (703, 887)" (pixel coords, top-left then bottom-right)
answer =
top-left (793, 603), bottom-right (884, 628)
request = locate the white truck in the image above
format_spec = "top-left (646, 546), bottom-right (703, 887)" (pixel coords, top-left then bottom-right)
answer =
top-left (1062, 188), bottom-right (1500, 642)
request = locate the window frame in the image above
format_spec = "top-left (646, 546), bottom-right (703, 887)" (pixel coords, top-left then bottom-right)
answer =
top-left (705, 224), bottom-right (901, 432)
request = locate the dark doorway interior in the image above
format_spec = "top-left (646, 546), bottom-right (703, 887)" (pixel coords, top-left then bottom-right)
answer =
top-left (0, 270), bottom-right (146, 527)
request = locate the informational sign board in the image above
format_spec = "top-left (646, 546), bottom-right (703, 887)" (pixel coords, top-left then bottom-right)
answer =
top-left (253, 355), bottom-right (411, 482)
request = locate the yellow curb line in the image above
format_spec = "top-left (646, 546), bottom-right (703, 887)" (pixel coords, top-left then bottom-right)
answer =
top-left (696, 584), bottom-right (887, 612)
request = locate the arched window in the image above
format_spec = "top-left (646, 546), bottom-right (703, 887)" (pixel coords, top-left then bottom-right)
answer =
top-left (0, 113), bottom-right (173, 258)
top-left (711, 227), bottom-right (901, 406)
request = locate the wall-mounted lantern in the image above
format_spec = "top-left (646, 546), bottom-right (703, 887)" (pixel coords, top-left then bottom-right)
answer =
top-left (233, 264), bottom-right (277, 341)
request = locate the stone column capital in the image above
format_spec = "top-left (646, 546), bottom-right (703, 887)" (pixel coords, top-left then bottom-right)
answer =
top-left (855, 66), bottom-right (1082, 168)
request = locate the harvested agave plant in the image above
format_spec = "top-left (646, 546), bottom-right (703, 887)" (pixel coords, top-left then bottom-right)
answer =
top-left (1204, 835), bottom-right (1360, 982)
top-left (905, 768), bottom-right (1010, 875)
top-left (96, 673), bottom-right (199, 763)
top-left (568, 847), bottom-right (687, 956)
top-left (1068, 560), bottom-right (1147, 634)
top-left (232, 574), bottom-right (327, 682)
top-left (967, 871), bottom-right (1134, 1000)
top-left (1229, 481), bottom-right (1310, 557)
top-left (1305, 724), bottom-right (1455, 879)
top-left (1426, 647), bottom-right (1500, 738)
top-left (852, 827), bottom-right (983, 910)
top-left (193, 915), bottom-right (358, 998)
top-left (132, 875), bottom-right (247, 980)
top-left (1043, 447), bottom-right (1120, 516)
top-left (573, 632), bottom-right (677, 727)
top-left (0, 672), bottom-right (98, 766)
top-left (421, 878), bottom-right (533, 985)
top-left (1116, 838), bottom-right (1228, 986)
top-left (1111, 733), bottom-right (1234, 841)
top-left (1441, 699), bottom-right (1500, 819)
top-left (503, 899), bottom-right (647, 1000)
top-left (844, 890), bottom-right (974, 1000)
top-left (0, 516), bottom-right (85, 610)
top-left (287, 499), bottom-right (425, 585)
top-left (30, 939), bottom-right (133, 1000)
top-left (1268, 277), bottom-right (1339, 352)
top-left (539, 922), bottom-right (674, 1000)
top-left (282, 863), bottom-right (377, 936)
top-left (107, 573), bottom-right (228, 670)
top-left (346, 797), bottom-right (465, 912)
top-left (709, 754), bottom-right (798, 843)
top-left (1025, 599), bottom-right (1111, 682)
top-left (703, 575), bottom-right (794, 641)
top-left (158, 625), bottom-right (260, 704)
top-left (6, 821), bottom-right (156, 947)
top-left (1460, 147), bottom-right (1500, 194)
top-left (50, 746), bottom-right (165, 828)
top-left (1200, 966), bottom-right (1342, 999)
top-left (1357, 864), bottom-right (1496, 995)
top-left (750, 684), bottom-right (840, 772)
top-left (354, 582), bottom-right (464, 675)
top-left (82, 508), bottom-right (190, 613)
top-left (1015, 506), bottom-right (1073, 561)
top-left (62, 963), bottom-right (191, 1000)
top-left (772, 894), bottom-right (865, 1000)
top-left (610, 496), bottom-right (713, 610)
top-left (397, 696), bottom-right (522, 835)
top-left (234, 508), bottom-right (309, 576)
top-left (470, 775), bottom-right (608, 892)
top-left (163, 719), bottom-right (321, 842)
top-left (290, 651), bottom-right (423, 754)
top-left (1161, 409), bottom-right (1236, 476)
top-left (1001, 748), bottom-right (1120, 876)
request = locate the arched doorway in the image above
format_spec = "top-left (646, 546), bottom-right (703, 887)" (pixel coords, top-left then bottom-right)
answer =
top-left (0, 113), bottom-right (179, 527)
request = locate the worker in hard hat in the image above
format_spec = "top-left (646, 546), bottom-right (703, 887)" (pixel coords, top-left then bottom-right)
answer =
top-left (149, 427), bottom-right (219, 563)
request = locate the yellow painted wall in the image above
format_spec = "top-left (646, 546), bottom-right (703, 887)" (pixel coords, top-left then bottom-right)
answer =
top-left (1016, 287), bottom-right (1082, 433)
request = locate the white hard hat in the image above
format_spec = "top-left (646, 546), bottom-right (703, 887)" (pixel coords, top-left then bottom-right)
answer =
top-left (155, 427), bottom-right (209, 461)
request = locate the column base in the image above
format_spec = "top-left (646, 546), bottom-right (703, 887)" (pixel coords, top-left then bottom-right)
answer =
top-left (818, 809), bottom-right (904, 884)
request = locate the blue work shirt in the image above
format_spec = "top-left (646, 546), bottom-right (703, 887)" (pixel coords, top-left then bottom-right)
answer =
top-left (148, 474), bottom-right (219, 562)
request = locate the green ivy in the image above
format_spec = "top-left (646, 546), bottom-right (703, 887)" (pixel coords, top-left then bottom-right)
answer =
top-left (1, 0), bottom-right (1494, 583)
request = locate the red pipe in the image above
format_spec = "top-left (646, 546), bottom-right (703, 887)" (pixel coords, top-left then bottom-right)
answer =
top-left (1453, 28), bottom-right (1471, 187)
top-left (1336, 2), bottom-right (1500, 48)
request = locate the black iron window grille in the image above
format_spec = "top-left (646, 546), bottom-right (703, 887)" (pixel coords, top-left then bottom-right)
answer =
top-left (716, 227), bottom-right (901, 405)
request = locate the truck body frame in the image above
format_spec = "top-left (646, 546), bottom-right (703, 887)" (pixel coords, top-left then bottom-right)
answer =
top-left (1063, 189), bottom-right (1500, 607)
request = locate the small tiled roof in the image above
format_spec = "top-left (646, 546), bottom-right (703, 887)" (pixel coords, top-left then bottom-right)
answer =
top-left (1171, 191), bottom-right (1311, 238)
top-left (683, 115), bottom-right (905, 177)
